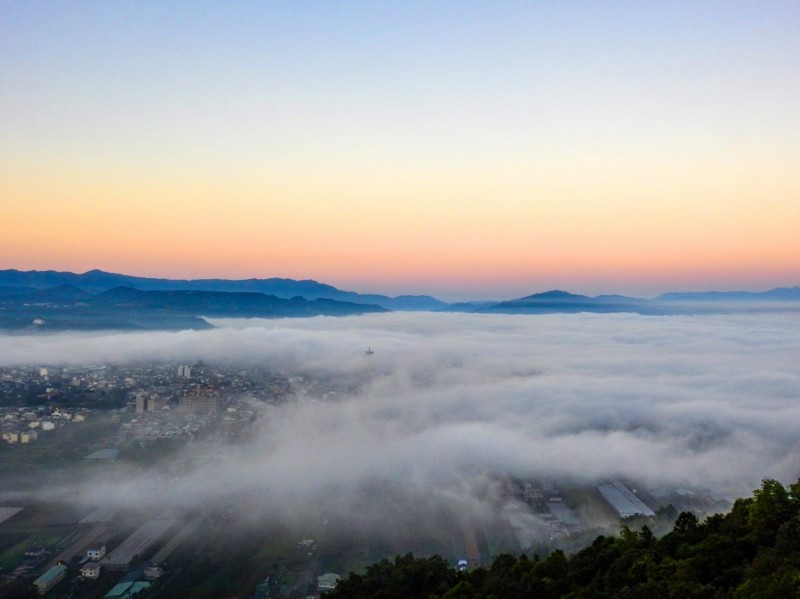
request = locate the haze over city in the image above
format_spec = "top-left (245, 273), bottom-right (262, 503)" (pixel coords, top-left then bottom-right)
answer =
top-left (4, 312), bottom-right (799, 500)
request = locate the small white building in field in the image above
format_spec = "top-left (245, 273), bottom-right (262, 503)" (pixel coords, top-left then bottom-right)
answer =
top-left (87, 544), bottom-right (106, 561)
top-left (317, 573), bottom-right (341, 593)
top-left (80, 562), bottom-right (101, 578)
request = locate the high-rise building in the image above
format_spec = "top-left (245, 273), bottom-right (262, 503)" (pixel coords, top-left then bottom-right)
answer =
top-left (178, 389), bottom-right (219, 414)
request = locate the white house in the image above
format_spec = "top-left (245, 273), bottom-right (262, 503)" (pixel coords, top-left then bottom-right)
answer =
top-left (80, 562), bottom-right (101, 578)
top-left (317, 573), bottom-right (341, 592)
top-left (86, 544), bottom-right (106, 561)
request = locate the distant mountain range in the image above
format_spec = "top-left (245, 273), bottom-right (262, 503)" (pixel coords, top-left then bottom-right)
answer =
top-left (656, 287), bottom-right (800, 302)
top-left (0, 275), bottom-right (387, 332)
top-left (475, 290), bottom-right (649, 314)
top-left (0, 269), bottom-right (798, 331)
top-left (475, 288), bottom-right (800, 316)
top-left (0, 269), bottom-right (447, 311)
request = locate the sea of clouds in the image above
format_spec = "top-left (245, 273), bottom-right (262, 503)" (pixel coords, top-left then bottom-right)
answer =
top-left (2, 311), bottom-right (798, 535)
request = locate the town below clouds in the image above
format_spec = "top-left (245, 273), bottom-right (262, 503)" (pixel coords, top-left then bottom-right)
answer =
top-left (2, 312), bottom-right (798, 522)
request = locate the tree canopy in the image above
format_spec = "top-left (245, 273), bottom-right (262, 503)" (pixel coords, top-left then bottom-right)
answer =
top-left (330, 479), bottom-right (800, 599)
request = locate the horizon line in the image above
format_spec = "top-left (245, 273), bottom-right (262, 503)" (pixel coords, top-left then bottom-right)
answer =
top-left (1, 266), bottom-right (799, 304)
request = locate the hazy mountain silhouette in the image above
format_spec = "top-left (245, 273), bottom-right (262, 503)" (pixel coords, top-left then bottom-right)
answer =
top-left (0, 269), bottom-right (446, 311)
top-left (0, 281), bottom-right (386, 331)
top-left (1, 269), bottom-right (798, 325)
top-left (657, 287), bottom-right (800, 301)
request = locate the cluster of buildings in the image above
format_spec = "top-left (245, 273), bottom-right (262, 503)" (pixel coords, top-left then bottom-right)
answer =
top-left (0, 362), bottom-right (291, 410)
top-left (32, 539), bottom-right (158, 596)
top-left (1, 404), bottom-right (90, 444)
top-left (1, 364), bottom-right (127, 399)
top-left (512, 478), bottom-right (660, 546)
top-left (118, 407), bottom-right (215, 445)
top-left (117, 391), bottom-right (259, 446)
top-left (1, 361), bottom-right (292, 449)
top-left (1, 363), bottom-right (187, 394)
top-left (518, 481), bottom-right (583, 539)
top-left (20, 518), bottom-right (171, 596)
top-left (13, 539), bottom-right (106, 594)
top-left (12, 544), bottom-right (49, 578)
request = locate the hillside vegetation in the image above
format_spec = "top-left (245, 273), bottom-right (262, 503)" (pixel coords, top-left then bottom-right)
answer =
top-left (330, 479), bottom-right (800, 599)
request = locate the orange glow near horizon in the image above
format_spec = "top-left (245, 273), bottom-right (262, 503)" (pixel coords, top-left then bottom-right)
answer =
top-left (2, 148), bottom-right (799, 300)
top-left (3, 3), bottom-right (800, 300)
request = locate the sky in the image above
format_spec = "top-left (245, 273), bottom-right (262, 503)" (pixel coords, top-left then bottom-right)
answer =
top-left (1, 2), bottom-right (799, 301)
top-left (3, 312), bottom-right (799, 540)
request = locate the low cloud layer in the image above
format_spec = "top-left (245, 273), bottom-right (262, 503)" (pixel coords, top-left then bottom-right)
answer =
top-left (2, 312), bottom-right (799, 540)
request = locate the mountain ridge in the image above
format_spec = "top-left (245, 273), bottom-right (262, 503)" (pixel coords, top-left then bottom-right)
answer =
top-left (1, 269), bottom-right (799, 320)
top-left (657, 286), bottom-right (800, 301)
top-left (0, 268), bottom-right (446, 311)
top-left (0, 282), bottom-right (387, 331)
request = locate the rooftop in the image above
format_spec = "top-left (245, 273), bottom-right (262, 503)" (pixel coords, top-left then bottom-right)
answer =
top-left (598, 481), bottom-right (655, 518)
top-left (34, 564), bottom-right (67, 585)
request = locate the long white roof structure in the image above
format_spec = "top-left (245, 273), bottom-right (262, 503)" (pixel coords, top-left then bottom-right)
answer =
top-left (598, 481), bottom-right (655, 518)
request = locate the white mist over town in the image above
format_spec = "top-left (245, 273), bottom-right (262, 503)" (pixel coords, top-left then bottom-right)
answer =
top-left (3, 312), bottom-right (798, 516)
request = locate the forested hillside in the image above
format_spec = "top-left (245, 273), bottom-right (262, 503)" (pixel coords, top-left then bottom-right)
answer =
top-left (330, 479), bottom-right (800, 598)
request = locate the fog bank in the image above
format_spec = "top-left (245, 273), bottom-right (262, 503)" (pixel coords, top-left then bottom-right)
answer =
top-left (2, 312), bottom-right (798, 536)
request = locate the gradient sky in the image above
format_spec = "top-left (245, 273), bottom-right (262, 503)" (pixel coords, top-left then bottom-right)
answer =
top-left (2, 2), bottom-right (799, 301)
